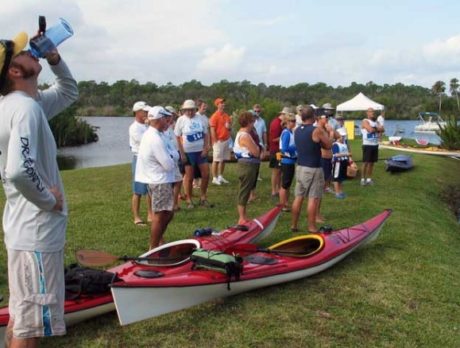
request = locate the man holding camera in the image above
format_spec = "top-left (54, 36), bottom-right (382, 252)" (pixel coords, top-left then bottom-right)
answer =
top-left (0, 31), bottom-right (78, 347)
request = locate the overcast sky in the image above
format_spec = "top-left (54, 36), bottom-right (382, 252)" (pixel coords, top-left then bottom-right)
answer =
top-left (2, 0), bottom-right (459, 89)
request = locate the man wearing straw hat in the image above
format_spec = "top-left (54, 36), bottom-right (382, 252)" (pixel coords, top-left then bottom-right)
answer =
top-left (0, 31), bottom-right (78, 346)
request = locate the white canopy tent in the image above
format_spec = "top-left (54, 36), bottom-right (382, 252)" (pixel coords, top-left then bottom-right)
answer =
top-left (336, 92), bottom-right (384, 112)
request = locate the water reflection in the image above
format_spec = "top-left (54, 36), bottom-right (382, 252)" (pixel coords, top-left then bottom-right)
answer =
top-left (57, 155), bottom-right (78, 170)
top-left (57, 116), bottom-right (133, 170)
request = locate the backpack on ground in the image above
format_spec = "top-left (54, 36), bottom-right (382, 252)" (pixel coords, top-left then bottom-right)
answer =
top-left (65, 263), bottom-right (120, 300)
top-left (190, 249), bottom-right (243, 290)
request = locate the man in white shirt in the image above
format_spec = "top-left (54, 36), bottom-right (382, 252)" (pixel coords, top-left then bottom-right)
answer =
top-left (0, 32), bottom-right (78, 347)
top-left (136, 106), bottom-right (178, 249)
top-left (129, 101), bottom-right (152, 226)
top-left (251, 104), bottom-right (268, 152)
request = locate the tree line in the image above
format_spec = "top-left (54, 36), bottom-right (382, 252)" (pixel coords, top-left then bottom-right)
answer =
top-left (72, 79), bottom-right (460, 121)
top-left (44, 78), bottom-right (460, 148)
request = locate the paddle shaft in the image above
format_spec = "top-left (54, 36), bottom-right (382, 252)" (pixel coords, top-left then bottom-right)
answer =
top-left (76, 249), bottom-right (173, 267)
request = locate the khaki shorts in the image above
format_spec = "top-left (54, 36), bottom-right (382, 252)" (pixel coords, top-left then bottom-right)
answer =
top-left (8, 249), bottom-right (66, 339)
top-left (212, 139), bottom-right (231, 162)
top-left (149, 183), bottom-right (174, 212)
top-left (294, 166), bottom-right (325, 198)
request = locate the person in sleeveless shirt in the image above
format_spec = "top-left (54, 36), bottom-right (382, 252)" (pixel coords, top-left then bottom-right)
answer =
top-left (233, 111), bottom-right (261, 224)
top-left (291, 106), bottom-right (333, 233)
top-left (361, 108), bottom-right (384, 186)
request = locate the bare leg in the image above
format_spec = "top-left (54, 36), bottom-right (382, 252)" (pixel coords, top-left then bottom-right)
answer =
top-left (237, 204), bottom-right (250, 224)
top-left (212, 161), bottom-right (219, 179)
top-left (146, 194), bottom-right (153, 222)
top-left (316, 198), bottom-right (324, 223)
top-left (291, 196), bottom-right (304, 230)
top-left (199, 163), bottom-right (209, 200)
top-left (307, 197), bottom-right (321, 232)
top-left (173, 181), bottom-right (182, 210)
top-left (279, 187), bottom-right (288, 207)
top-left (7, 320), bottom-right (38, 348)
top-left (149, 211), bottom-right (174, 249)
top-left (219, 161), bottom-right (226, 177)
top-left (334, 181), bottom-right (341, 194)
top-left (131, 194), bottom-right (142, 223)
top-left (367, 163), bottom-right (375, 178)
top-left (361, 162), bottom-right (369, 180)
top-left (183, 166), bottom-right (194, 204)
top-left (271, 168), bottom-right (281, 195)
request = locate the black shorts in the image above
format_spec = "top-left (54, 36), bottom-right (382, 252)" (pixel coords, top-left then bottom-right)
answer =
top-left (332, 160), bottom-right (348, 183)
top-left (280, 163), bottom-right (295, 189)
top-left (269, 153), bottom-right (280, 168)
top-left (362, 145), bottom-right (379, 163)
top-left (321, 157), bottom-right (332, 181)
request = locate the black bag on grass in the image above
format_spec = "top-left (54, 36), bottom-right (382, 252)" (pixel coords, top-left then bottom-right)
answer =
top-left (65, 263), bottom-right (120, 300)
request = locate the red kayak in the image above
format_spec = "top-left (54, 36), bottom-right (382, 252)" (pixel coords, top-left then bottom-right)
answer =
top-left (0, 205), bottom-right (281, 341)
top-left (111, 209), bottom-right (392, 325)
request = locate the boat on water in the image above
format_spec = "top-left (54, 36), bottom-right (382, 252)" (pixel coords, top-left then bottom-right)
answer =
top-left (414, 112), bottom-right (446, 133)
top-left (0, 205), bottom-right (282, 346)
top-left (111, 210), bottom-right (392, 326)
top-left (385, 155), bottom-right (414, 173)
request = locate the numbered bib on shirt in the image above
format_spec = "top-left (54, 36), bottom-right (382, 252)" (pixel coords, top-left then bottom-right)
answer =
top-left (186, 132), bottom-right (204, 142)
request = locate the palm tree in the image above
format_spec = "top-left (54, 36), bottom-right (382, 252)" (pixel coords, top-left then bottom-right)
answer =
top-left (449, 78), bottom-right (459, 112)
top-left (432, 81), bottom-right (446, 114)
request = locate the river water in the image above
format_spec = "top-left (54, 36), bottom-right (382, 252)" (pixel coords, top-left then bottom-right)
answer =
top-left (57, 117), bottom-right (441, 170)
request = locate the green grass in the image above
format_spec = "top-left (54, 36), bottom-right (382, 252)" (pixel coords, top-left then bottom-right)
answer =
top-left (1, 140), bottom-right (460, 347)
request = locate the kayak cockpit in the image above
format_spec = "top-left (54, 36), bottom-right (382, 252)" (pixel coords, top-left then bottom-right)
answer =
top-left (135, 239), bottom-right (200, 267)
top-left (268, 235), bottom-right (324, 257)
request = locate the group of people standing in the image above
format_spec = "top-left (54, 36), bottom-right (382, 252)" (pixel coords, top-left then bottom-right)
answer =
top-left (243, 103), bottom-right (384, 234)
top-left (129, 98), bottom-right (234, 249)
top-left (130, 99), bottom-right (386, 247)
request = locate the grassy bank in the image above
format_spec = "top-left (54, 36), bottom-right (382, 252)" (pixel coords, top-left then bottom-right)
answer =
top-left (1, 140), bottom-right (459, 347)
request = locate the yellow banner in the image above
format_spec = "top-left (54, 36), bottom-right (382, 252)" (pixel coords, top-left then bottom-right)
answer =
top-left (345, 120), bottom-right (355, 140)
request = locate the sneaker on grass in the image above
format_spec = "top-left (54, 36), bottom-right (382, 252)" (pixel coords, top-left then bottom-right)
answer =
top-left (218, 176), bottom-right (230, 184)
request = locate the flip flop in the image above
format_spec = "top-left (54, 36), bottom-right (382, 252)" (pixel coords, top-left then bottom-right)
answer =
top-left (134, 221), bottom-right (147, 226)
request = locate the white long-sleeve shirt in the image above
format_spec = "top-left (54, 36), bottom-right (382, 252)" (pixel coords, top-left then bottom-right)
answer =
top-left (0, 59), bottom-right (78, 252)
top-left (135, 126), bottom-right (178, 184)
top-left (129, 120), bottom-right (148, 154)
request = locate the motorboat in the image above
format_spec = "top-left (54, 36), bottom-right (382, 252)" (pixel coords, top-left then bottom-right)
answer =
top-left (414, 112), bottom-right (446, 133)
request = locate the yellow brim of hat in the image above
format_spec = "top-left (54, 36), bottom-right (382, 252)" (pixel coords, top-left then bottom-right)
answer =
top-left (0, 32), bottom-right (28, 71)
